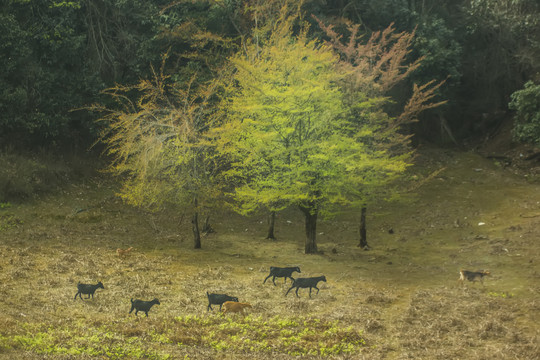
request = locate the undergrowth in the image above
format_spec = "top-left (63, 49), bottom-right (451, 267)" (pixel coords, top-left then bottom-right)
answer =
top-left (0, 151), bottom-right (99, 202)
top-left (0, 316), bottom-right (365, 359)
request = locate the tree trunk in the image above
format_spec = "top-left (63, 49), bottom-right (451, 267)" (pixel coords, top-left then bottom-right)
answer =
top-left (192, 211), bottom-right (201, 249)
top-left (358, 206), bottom-right (370, 250)
top-left (266, 211), bottom-right (276, 240)
top-left (202, 215), bottom-right (214, 234)
top-left (300, 203), bottom-right (318, 254)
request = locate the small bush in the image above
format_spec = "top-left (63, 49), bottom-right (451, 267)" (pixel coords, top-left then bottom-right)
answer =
top-left (510, 81), bottom-right (540, 146)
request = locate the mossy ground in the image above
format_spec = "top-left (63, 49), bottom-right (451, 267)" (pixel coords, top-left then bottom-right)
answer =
top-left (0, 147), bottom-right (538, 359)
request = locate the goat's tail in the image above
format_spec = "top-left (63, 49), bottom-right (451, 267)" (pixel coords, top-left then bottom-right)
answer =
top-left (130, 298), bottom-right (134, 304)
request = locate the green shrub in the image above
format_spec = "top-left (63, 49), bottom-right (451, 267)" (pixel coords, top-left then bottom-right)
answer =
top-left (510, 81), bottom-right (540, 146)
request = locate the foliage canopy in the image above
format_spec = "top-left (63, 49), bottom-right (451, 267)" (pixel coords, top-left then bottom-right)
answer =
top-left (215, 18), bottom-right (409, 213)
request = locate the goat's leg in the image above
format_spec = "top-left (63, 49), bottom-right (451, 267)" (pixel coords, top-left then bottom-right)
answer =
top-left (285, 286), bottom-right (294, 297)
top-left (308, 287), bottom-right (312, 298)
top-left (207, 303), bottom-right (212, 311)
top-left (296, 287), bottom-right (300, 298)
top-left (315, 286), bottom-right (320, 294)
top-left (74, 292), bottom-right (79, 300)
top-left (263, 275), bottom-right (272, 284)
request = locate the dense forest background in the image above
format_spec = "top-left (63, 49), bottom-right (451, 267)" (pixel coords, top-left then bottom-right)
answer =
top-left (1, 0), bottom-right (539, 152)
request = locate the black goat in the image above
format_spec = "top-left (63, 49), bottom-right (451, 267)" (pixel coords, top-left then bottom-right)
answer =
top-left (285, 276), bottom-right (327, 298)
top-left (263, 266), bottom-right (301, 286)
top-left (129, 298), bottom-right (160, 317)
top-left (74, 281), bottom-right (104, 300)
top-left (206, 292), bottom-right (239, 311)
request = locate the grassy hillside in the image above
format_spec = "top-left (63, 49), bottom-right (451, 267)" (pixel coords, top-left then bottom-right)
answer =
top-left (0, 147), bottom-right (539, 359)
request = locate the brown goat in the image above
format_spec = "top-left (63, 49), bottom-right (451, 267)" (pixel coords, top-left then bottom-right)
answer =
top-left (222, 301), bottom-right (252, 314)
top-left (116, 247), bottom-right (133, 257)
top-left (459, 269), bottom-right (490, 285)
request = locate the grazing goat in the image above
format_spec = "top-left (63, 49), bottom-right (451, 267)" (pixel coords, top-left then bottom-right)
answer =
top-left (222, 301), bottom-right (252, 314)
top-left (129, 298), bottom-right (160, 317)
top-left (74, 281), bottom-right (104, 300)
top-left (116, 247), bottom-right (133, 257)
top-left (206, 292), bottom-right (238, 311)
top-left (285, 276), bottom-right (327, 298)
top-left (459, 269), bottom-right (490, 285)
top-left (263, 266), bottom-right (301, 286)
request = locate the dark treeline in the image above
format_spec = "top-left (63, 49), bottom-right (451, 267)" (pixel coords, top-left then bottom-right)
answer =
top-left (1, 0), bottom-right (539, 151)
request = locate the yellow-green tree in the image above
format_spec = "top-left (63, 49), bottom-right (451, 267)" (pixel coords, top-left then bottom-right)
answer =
top-left (314, 17), bottom-right (446, 249)
top-left (213, 16), bottom-right (413, 254)
top-left (92, 60), bottom-right (222, 249)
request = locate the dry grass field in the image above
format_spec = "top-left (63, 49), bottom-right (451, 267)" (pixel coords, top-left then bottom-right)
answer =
top-left (0, 147), bottom-right (539, 359)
